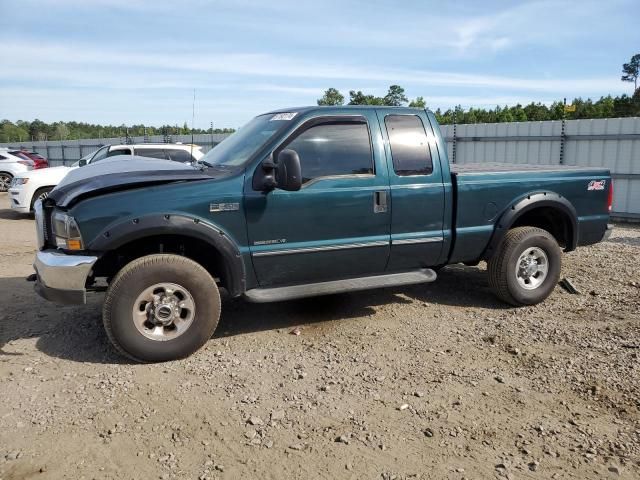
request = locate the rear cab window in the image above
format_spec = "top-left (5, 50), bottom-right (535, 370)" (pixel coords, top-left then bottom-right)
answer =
top-left (384, 115), bottom-right (433, 176)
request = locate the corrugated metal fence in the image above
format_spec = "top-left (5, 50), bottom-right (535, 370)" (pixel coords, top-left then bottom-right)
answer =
top-left (2, 117), bottom-right (638, 218)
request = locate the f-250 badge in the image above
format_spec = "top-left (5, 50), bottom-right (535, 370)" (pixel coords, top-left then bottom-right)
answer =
top-left (587, 180), bottom-right (606, 191)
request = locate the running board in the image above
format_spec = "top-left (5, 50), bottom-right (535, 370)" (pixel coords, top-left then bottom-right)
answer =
top-left (244, 268), bottom-right (437, 303)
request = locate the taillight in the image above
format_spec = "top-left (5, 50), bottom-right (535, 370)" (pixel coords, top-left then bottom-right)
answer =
top-left (607, 180), bottom-right (614, 213)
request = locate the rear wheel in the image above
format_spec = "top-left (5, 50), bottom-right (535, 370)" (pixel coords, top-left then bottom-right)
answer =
top-left (30, 187), bottom-right (53, 210)
top-left (103, 254), bottom-right (221, 362)
top-left (488, 226), bottom-right (561, 306)
top-left (0, 172), bottom-right (12, 192)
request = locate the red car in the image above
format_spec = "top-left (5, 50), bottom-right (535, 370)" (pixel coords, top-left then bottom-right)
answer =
top-left (10, 150), bottom-right (48, 169)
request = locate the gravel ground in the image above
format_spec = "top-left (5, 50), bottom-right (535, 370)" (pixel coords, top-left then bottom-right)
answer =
top-left (0, 192), bottom-right (638, 480)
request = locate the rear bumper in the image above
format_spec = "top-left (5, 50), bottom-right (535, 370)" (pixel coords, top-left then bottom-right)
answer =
top-left (601, 223), bottom-right (613, 242)
top-left (33, 250), bottom-right (98, 304)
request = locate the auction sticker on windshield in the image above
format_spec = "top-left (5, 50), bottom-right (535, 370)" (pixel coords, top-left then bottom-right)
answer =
top-left (270, 112), bottom-right (297, 121)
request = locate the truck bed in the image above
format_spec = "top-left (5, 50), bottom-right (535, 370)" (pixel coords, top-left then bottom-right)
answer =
top-left (448, 162), bottom-right (611, 264)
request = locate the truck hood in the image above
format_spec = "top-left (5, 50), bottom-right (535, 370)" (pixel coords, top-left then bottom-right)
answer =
top-left (48, 155), bottom-right (216, 208)
top-left (23, 165), bottom-right (75, 182)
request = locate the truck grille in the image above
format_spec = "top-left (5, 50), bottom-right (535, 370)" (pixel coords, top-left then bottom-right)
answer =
top-left (43, 205), bottom-right (53, 242)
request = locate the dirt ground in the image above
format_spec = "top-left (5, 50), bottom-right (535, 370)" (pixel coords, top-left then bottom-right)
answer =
top-left (0, 192), bottom-right (638, 480)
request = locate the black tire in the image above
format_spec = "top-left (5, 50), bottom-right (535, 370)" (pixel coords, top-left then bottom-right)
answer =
top-left (488, 226), bottom-right (561, 306)
top-left (0, 172), bottom-right (12, 192)
top-left (30, 187), bottom-right (53, 211)
top-left (103, 254), bottom-right (221, 363)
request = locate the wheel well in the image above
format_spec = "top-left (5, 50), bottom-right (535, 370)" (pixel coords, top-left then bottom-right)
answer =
top-left (511, 206), bottom-right (573, 249)
top-left (93, 234), bottom-right (232, 291)
top-left (30, 186), bottom-right (54, 208)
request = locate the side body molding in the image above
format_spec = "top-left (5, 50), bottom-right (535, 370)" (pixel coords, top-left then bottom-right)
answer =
top-left (483, 191), bottom-right (578, 259)
top-left (88, 214), bottom-right (246, 296)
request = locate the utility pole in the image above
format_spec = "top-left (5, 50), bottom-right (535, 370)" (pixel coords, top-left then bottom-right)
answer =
top-left (560, 98), bottom-right (567, 165)
top-left (191, 89), bottom-right (195, 159)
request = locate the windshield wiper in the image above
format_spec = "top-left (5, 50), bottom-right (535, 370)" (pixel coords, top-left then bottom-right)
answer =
top-left (197, 161), bottom-right (233, 171)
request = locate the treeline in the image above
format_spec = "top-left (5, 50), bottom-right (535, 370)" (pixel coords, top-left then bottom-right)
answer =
top-left (0, 120), bottom-right (235, 143)
top-left (434, 92), bottom-right (640, 124)
top-left (317, 85), bottom-right (640, 125)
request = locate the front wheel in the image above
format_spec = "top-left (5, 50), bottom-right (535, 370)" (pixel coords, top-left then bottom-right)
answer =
top-left (103, 254), bottom-right (221, 362)
top-left (0, 172), bottom-right (13, 192)
top-left (30, 187), bottom-right (53, 210)
top-left (488, 226), bottom-right (562, 306)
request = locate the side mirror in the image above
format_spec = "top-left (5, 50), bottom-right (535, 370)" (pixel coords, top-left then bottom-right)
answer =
top-left (254, 149), bottom-right (302, 192)
top-left (274, 149), bottom-right (302, 191)
top-left (78, 159), bottom-right (87, 166)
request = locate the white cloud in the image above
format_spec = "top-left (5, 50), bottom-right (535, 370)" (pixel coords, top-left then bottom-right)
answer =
top-left (0, 41), bottom-right (622, 95)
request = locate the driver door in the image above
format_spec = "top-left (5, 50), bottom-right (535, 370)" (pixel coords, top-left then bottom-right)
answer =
top-left (244, 113), bottom-right (391, 287)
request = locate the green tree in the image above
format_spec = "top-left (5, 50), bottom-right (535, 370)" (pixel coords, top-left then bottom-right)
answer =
top-left (383, 85), bottom-right (408, 106)
top-left (55, 122), bottom-right (70, 140)
top-left (408, 96), bottom-right (426, 108)
top-left (317, 88), bottom-right (345, 106)
top-left (348, 90), bottom-right (385, 105)
top-left (621, 53), bottom-right (640, 90)
top-left (0, 120), bottom-right (29, 142)
top-left (28, 119), bottom-right (47, 141)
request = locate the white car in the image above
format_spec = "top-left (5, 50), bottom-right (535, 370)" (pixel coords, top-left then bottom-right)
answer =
top-left (0, 149), bottom-right (34, 192)
top-left (8, 143), bottom-right (204, 213)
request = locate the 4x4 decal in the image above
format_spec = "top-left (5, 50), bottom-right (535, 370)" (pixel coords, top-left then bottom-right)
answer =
top-left (587, 180), bottom-right (606, 191)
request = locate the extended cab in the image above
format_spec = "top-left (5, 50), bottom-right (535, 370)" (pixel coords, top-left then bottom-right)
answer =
top-left (31, 107), bottom-right (613, 362)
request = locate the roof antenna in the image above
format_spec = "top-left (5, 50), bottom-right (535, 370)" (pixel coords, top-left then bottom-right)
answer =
top-left (190, 88), bottom-right (196, 162)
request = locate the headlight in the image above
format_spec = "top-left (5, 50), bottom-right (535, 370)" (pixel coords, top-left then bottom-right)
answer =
top-left (52, 210), bottom-right (84, 250)
top-left (12, 177), bottom-right (29, 186)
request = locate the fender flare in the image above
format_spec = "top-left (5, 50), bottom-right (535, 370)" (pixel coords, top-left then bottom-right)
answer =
top-left (484, 191), bottom-right (578, 259)
top-left (88, 213), bottom-right (246, 296)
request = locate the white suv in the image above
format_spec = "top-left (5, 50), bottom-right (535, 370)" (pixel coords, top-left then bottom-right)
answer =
top-left (8, 143), bottom-right (204, 213)
top-left (0, 149), bottom-right (34, 192)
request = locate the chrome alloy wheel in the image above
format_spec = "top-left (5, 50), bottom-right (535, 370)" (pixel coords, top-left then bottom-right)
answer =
top-left (132, 283), bottom-right (195, 341)
top-left (0, 174), bottom-right (11, 192)
top-left (515, 247), bottom-right (549, 290)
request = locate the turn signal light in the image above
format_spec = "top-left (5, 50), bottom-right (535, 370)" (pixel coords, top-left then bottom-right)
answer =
top-left (66, 239), bottom-right (83, 250)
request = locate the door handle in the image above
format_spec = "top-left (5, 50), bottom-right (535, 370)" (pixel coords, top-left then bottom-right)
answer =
top-left (373, 191), bottom-right (388, 213)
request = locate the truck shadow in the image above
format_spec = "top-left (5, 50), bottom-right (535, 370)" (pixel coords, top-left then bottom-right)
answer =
top-left (0, 265), bottom-right (509, 364)
top-left (215, 265), bottom-right (510, 338)
top-left (0, 208), bottom-right (30, 220)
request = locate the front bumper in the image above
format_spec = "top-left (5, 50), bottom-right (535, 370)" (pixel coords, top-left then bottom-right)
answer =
top-left (602, 223), bottom-right (613, 242)
top-left (33, 250), bottom-right (98, 304)
top-left (8, 187), bottom-right (30, 214)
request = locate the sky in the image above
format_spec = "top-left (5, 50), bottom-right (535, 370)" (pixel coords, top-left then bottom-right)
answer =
top-left (0, 0), bottom-right (638, 128)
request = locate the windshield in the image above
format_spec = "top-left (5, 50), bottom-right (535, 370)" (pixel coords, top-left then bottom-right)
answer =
top-left (199, 113), bottom-right (295, 168)
top-left (71, 150), bottom-right (98, 167)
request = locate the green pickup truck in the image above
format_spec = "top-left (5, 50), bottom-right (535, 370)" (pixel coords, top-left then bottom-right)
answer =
top-left (31, 106), bottom-right (613, 362)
